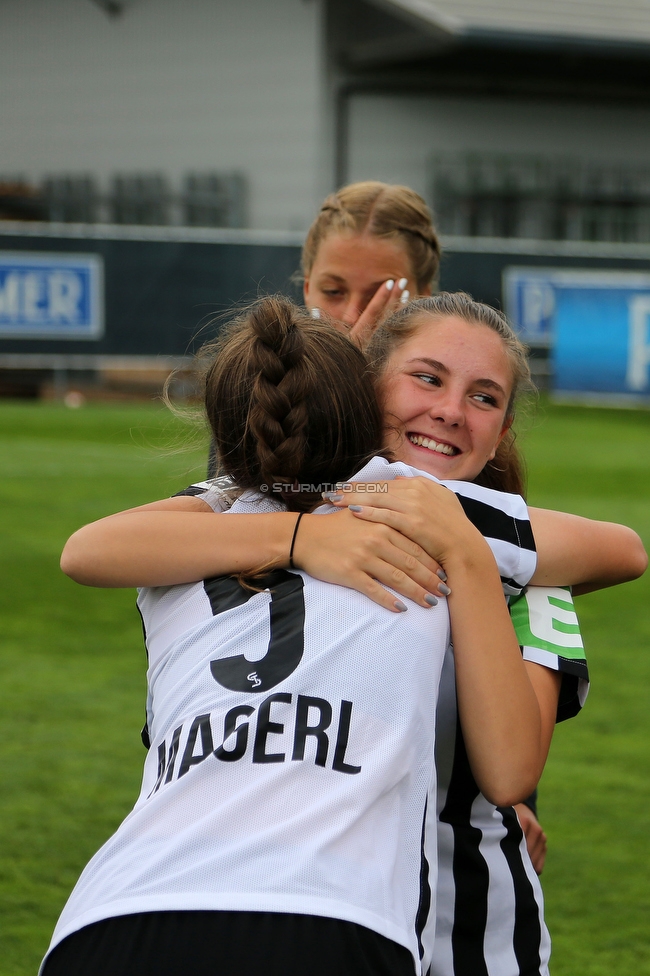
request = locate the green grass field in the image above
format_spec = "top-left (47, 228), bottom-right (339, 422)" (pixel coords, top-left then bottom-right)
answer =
top-left (0, 399), bottom-right (648, 975)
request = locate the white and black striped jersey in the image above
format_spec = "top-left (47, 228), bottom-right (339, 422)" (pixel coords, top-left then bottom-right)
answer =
top-left (42, 458), bottom-right (537, 976)
top-left (432, 585), bottom-right (588, 976)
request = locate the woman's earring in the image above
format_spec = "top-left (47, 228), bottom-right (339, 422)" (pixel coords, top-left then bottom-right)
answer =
top-left (311, 307), bottom-right (321, 320)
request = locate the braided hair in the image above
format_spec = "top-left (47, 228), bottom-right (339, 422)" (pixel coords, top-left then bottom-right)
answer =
top-left (302, 181), bottom-right (441, 293)
top-left (203, 296), bottom-right (384, 512)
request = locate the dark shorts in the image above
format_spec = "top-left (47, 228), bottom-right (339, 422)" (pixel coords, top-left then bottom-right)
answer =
top-left (42, 910), bottom-right (416, 976)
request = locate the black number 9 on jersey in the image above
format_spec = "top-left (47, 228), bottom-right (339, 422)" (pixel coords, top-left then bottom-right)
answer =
top-left (204, 570), bottom-right (305, 693)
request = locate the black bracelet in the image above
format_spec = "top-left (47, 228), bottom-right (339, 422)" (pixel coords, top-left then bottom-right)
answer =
top-left (289, 512), bottom-right (304, 569)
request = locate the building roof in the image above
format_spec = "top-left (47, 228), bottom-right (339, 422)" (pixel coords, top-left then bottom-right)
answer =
top-left (375, 0), bottom-right (650, 49)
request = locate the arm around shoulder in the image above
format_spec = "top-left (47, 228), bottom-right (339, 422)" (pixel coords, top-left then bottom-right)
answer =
top-left (60, 497), bottom-right (298, 588)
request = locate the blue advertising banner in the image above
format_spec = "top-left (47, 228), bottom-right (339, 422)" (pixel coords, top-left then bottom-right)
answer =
top-left (504, 267), bottom-right (650, 399)
top-left (0, 251), bottom-right (103, 339)
top-left (503, 268), bottom-right (556, 346)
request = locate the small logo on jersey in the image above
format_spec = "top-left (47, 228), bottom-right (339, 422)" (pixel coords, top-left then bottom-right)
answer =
top-left (247, 671), bottom-right (262, 688)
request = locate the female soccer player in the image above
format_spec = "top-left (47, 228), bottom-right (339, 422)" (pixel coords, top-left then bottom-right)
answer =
top-left (44, 297), bottom-right (547, 976)
top-left (301, 180), bottom-right (435, 345)
top-left (57, 292), bottom-right (646, 976)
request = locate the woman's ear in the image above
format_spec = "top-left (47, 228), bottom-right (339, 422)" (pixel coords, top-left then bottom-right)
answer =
top-left (488, 416), bottom-right (513, 461)
top-left (303, 277), bottom-right (311, 307)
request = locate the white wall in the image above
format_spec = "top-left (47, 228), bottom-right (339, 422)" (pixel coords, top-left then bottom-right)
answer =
top-left (347, 92), bottom-right (650, 201)
top-left (0, 0), bottom-right (322, 230)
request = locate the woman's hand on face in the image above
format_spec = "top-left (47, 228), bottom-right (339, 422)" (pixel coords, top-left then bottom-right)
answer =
top-left (291, 508), bottom-right (444, 613)
top-left (346, 277), bottom-right (409, 348)
top-left (326, 477), bottom-right (484, 574)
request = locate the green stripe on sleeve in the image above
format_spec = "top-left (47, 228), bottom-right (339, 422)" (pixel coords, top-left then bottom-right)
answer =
top-left (510, 585), bottom-right (586, 660)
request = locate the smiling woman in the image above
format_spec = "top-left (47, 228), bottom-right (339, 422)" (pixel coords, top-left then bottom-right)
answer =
top-left (379, 316), bottom-right (512, 480)
top-left (366, 292), bottom-right (532, 494)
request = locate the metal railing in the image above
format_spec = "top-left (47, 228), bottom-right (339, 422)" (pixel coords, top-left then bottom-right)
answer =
top-left (431, 153), bottom-right (650, 243)
top-left (0, 171), bottom-right (248, 228)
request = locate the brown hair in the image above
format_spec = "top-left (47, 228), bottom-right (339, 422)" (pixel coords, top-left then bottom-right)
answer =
top-left (302, 181), bottom-right (441, 293)
top-left (366, 293), bottom-right (534, 496)
top-left (202, 296), bottom-right (384, 512)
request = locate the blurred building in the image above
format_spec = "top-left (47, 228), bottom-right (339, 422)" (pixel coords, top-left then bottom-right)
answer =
top-left (2, 0), bottom-right (650, 236)
top-left (332, 0), bottom-right (650, 245)
top-left (3, 0), bottom-right (650, 401)
top-left (0, 0), bottom-right (321, 231)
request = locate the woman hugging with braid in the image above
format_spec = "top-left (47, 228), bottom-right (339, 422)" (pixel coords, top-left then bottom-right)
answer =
top-left (44, 296), bottom-right (551, 976)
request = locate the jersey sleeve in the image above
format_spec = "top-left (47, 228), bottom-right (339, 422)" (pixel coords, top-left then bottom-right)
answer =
top-left (509, 585), bottom-right (589, 722)
top-left (444, 480), bottom-right (537, 596)
top-left (172, 475), bottom-right (236, 513)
